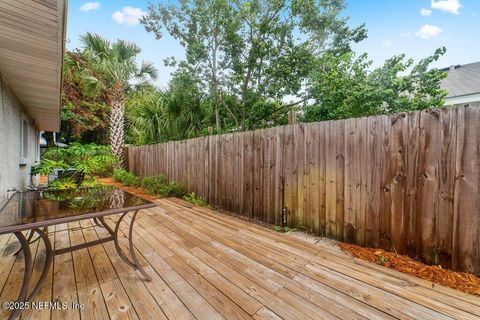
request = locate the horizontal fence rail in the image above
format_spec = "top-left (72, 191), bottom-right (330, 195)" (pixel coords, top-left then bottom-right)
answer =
top-left (126, 105), bottom-right (480, 274)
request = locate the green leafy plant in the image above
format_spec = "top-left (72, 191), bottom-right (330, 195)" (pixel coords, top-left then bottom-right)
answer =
top-left (112, 169), bottom-right (129, 182)
top-left (112, 169), bottom-right (141, 187)
top-left (273, 226), bottom-right (297, 233)
top-left (37, 143), bottom-right (117, 178)
top-left (81, 178), bottom-right (101, 188)
top-left (35, 143), bottom-right (117, 190)
top-left (183, 192), bottom-right (208, 207)
top-left (377, 255), bottom-right (390, 266)
top-left (140, 175), bottom-right (167, 194)
top-left (31, 159), bottom-right (69, 176)
top-left (159, 181), bottom-right (185, 197)
top-left (47, 177), bottom-right (78, 190)
top-left (112, 170), bottom-right (185, 197)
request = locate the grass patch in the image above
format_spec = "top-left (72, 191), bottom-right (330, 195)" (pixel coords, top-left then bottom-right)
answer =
top-left (183, 192), bottom-right (209, 207)
top-left (273, 225), bottom-right (297, 233)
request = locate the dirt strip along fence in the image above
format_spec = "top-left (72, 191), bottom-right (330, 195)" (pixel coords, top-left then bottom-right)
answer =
top-left (126, 105), bottom-right (480, 274)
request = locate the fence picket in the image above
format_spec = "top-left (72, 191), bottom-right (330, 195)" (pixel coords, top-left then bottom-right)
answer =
top-left (126, 105), bottom-right (480, 274)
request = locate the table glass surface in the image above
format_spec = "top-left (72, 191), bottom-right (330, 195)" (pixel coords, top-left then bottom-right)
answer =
top-left (0, 186), bottom-right (153, 232)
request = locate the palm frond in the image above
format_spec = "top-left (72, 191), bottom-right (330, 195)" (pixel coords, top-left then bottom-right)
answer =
top-left (81, 32), bottom-right (110, 55)
top-left (137, 61), bottom-right (159, 81)
top-left (113, 40), bottom-right (142, 61)
top-left (80, 74), bottom-right (104, 96)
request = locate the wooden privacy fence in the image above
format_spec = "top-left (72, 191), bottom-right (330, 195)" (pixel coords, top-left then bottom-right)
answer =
top-left (126, 105), bottom-right (480, 274)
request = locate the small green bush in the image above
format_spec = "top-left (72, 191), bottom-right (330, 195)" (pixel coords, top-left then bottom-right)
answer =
top-left (159, 181), bottom-right (185, 197)
top-left (81, 178), bottom-right (101, 188)
top-left (40, 143), bottom-right (117, 177)
top-left (48, 177), bottom-right (78, 190)
top-left (183, 192), bottom-right (208, 206)
top-left (112, 169), bottom-right (129, 182)
top-left (140, 175), bottom-right (167, 194)
top-left (112, 169), bottom-right (140, 187)
top-left (273, 226), bottom-right (297, 233)
top-left (112, 170), bottom-right (184, 197)
top-left (123, 175), bottom-right (141, 187)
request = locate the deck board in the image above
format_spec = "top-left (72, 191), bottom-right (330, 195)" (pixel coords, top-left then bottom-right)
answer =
top-left (0, 198), bottom-right (478, 319)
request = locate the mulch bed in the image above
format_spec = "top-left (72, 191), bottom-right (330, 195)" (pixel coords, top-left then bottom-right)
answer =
top-left (98, 177), bottom-right (159, 201)
top-left (339, 243), bottom-right (480, 296)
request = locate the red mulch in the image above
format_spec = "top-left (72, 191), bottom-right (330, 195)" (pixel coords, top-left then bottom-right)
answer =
top-left (339, 243), bottom-right (480, 296)
top-left (98, 178), bottom-right (159, 201)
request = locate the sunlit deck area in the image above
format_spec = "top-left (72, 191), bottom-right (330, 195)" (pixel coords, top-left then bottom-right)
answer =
top-left (0, 198), bottom-right (479, 320)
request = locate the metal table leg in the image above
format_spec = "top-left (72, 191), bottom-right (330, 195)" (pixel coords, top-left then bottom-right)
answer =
top-left (113, 210), bottom-right (151, 281)
top-left (9, 232), bottom-right (33, 320)
top-left (9, 228), bottom-right (53, 320)
top-left (27, 228), bottom-right (53, 301)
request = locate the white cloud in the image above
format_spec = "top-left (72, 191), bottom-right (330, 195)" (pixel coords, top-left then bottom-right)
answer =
top-left (431, 0), bottom-right (462, 14)
top-left (112, 7), bottom-right (146, 26)
top-left (415, 24), bottom-right (442, 39)
top-left (79, 2), bottom-right (101, 12)
top-left (421, 8), bottom-right (432, 16)
top-left (381, 40), bottom-right (392, 47)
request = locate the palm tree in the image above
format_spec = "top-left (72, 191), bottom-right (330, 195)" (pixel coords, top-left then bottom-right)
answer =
top-left (127, 91), bottom-right (206, 144)
top-left (80, 33), bottom-right (158, 168)
top-left (127, 92), bottom-right (167, 144)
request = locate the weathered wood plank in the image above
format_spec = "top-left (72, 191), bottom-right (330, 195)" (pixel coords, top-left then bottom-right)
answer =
top-left (453, 106), bottom-right (480, 273)
top-left (125, 105), bottom-right (480, 273)
top-left (389, 113), bottom-right (408, 253)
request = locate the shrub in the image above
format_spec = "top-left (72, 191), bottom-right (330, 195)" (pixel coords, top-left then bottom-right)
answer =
top-left (34, 143), bottom-right (117, 190)
top-left (48, 177), bottom-right (78, 190)
top-left (122, 173), bottom-right (141, 187)
top-left (112, 169), bottom-right (129, 182)
top-left (112, 169), bottom-right (140, 187)
top-left (140, 175), bottom-right (167, 194)
top-left (112, 170), bottom-right (184, 197)
top-left (81, 178), bottom-right (101, 188)
top-left (159, 181), bottom-right (185, 197)
top-left (183, 192), bottom-right (208, 207)
top-left (41, 143), bottom-right (117, 176)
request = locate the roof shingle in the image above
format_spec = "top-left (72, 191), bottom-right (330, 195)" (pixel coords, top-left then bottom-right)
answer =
top-left (440, 62), bottom-right (480, 97)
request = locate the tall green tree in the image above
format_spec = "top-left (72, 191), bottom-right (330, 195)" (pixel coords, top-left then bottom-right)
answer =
top-left (142, 0), bottom-right (238, 130)
top-left (79, 33), bottom-right (158, 167)
top-left (126, 70), bottom-right (207, 144)
top-left (142, 0), bottom-right (366, 130)
top-left (302, 47), bottom-right (448, 122)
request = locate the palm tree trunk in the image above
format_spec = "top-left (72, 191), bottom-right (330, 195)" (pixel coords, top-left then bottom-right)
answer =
top-left (108, 82), bottom-right (126, 169)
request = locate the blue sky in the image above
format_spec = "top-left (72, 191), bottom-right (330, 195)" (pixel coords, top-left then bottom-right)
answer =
top-left (68, 0), bottom-right (480, 88)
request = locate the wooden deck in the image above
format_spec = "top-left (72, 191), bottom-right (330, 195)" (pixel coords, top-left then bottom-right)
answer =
top-left (0, 198), bottom-right (479, 320)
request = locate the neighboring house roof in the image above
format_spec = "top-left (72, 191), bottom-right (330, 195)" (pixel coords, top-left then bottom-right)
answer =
top-left (0, 0), bottom-right (68, 132)
top-left (440, 62), bottom-right (480, 105)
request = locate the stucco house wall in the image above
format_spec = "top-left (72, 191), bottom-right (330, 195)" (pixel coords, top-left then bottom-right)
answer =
top-left (0, 75), bottom-right (40, 195)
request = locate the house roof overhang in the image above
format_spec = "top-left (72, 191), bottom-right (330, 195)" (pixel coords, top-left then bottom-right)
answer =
top-left (0, 0), bottom-right (68, 132)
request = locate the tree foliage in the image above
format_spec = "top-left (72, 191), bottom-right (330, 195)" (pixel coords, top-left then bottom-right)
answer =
top-left (126, 72), bottom-right (207, 144)
top-left (76, 33), bottom-right (158, 166)
top-left (61, 52), bottom-right (110, 143)
top-left (61, 2), bottom-right (448, 148)
top-left (142, 0), bottom-right (366, 130)
top-left (302, 47), bottom-right (447, 122)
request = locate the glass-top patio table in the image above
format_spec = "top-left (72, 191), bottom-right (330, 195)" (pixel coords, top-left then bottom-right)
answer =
top-left (0, 186), bottom-right (156, 320)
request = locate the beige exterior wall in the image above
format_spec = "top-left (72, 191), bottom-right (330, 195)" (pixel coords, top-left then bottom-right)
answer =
top-left (0, 75), bottom-right (39, 195)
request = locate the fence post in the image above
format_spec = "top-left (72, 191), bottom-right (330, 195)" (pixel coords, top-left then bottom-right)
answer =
top-left (288, 111), bottom-right (296, 125)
